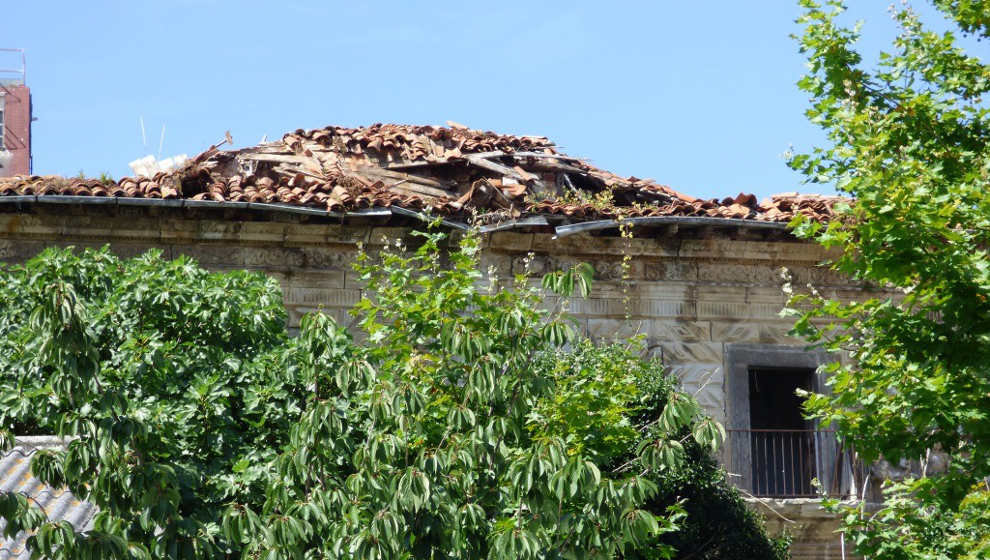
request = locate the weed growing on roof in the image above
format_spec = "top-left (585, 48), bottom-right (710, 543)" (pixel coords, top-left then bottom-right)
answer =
top-left (546, 183), bottom-right (620, 212)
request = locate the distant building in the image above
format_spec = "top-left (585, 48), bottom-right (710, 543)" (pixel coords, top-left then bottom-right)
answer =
top-left (0, 49), bottom-right (31, 177)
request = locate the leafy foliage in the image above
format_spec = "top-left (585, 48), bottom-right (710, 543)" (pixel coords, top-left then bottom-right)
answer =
top-left (0, 248), bottom-right (291, 558)
top-left (789, 1), bottom-right (990, 557)
top-left (0, 232), bottom-right (777, 559)
top-left (228, 231), bottom-right (696, 559)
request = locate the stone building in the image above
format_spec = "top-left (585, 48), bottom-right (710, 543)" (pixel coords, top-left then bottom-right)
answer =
top-left (0, 124), bottom-right (862, 559)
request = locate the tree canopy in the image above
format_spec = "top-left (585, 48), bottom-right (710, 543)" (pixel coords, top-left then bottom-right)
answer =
top-left (0, 233), bottom-right (784, 559)
top-left (789, 1), bottom-right (990, 557)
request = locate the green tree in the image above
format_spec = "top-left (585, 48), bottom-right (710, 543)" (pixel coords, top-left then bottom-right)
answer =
top-left (222, 231), bottom-right (707, 559)
top-left (789, 1), bottom-right (990, 558)
top-left (0, 234), bottom-right (778, 559)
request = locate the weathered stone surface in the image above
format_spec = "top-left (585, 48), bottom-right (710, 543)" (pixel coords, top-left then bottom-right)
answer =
top-left (644, 259), bottom-right (698, 282)
top-left (172, 244), bottom-right (243, 266)
top-left (367, 227), bottom-right (413, 246)
top-left (193, 220), bottom-right (240, 241)
top-left (569, 297), bottom-right (629, 318)
top-left (680, 239), bottom-right (828, 262)
top-left (512, 254), bottom-right (645, 281)
top-left (478, 252), bottom-right (514, 277)
top-left (532, 234), bottom-right (677, 257)
top-left (591, 318), bottom-right (718, 343)
top-left (711, 321), bottom-right (802, 344)
top-left (648, 320), bottom-right (711, 342)
top-left (486, 232), bottom-right (533, 252)
top-left (0, 239), bottom-right (47, 262)
top-left (285, 287), bottom-right (360, 308)
top-left (326, 226), bottom-right (370, 245)
top-left (285, 270), bottom-right (346, 288)
top-left (744, 286), bottom-right (789, 304)
top-left (657, 342), bottom-right (723, 365)
top-left (286, 305), bottom-right (353, 329)
top-left (2, 214), bottom-right (60, 237)
top-left (748, 498), bottom-right (858, 560)
top-left (597, 281), bottom-right (693, 301)
top-left (663, 363), bottom-right (725, 421)
top-left (237, 222), bottom-right (287, 243)
top-left (240, 247), bottom-right (305, 269)
top-left (786, 263), bottom-right (853, 288)
top-left (107, 243), bottom-right (164, 260)
top-left (697, 260), bottom-right (786, 286)
top-left (299, 247), bottom-right (358, 270)
top-left (512, 254), bottom-right (576, 277)
top-left (587, 318), bottom-right (649, 341)
top-left (284, 223), bottom-right (329, 245)
top-left (697, 300), bottom-right (785, 320)
top-left (343, 270), bottom-right (366, 291)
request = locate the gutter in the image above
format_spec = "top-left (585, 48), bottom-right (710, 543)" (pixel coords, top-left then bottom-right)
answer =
top-left (552, 215), bottom-right (788, 238)
top-left (0, 195), bottom-right (419, 223)
top-left (0, 196), bottom-right (789, 235)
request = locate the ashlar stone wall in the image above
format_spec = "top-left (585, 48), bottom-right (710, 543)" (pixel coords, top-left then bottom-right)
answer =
top-left (0, 209), bottom-right (857, 428)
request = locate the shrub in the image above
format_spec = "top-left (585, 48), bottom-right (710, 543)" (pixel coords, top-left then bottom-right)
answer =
top-left (0, 232), bottom-right (784, 559)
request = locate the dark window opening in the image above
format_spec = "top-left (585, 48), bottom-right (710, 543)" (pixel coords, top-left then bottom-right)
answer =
top-left (748, 367), bottom-right (816, 496)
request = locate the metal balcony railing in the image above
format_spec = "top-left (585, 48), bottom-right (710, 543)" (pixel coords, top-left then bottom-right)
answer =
top-left (726, 429), bottom-right (862, 498)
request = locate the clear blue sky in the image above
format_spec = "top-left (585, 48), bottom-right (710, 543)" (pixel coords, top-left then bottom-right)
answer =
top-left (3, 1), bottom-right (972, 201)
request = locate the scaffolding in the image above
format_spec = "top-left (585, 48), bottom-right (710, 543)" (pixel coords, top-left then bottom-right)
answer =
top-left (0, 48), bottom-right (25, 85)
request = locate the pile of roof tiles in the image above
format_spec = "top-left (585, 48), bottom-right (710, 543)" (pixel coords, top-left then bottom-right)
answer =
top-left (0, 123), bottom-right (843, 224)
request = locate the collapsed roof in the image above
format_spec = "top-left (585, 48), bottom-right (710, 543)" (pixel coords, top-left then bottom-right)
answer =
top-left (0, 123), bottom-right (842, 227)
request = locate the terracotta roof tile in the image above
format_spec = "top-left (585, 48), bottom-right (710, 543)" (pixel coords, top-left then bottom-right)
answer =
top-left (0, 123), bottom-right (843, 224)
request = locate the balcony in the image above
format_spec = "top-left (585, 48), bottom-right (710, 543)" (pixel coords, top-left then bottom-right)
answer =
top-left (726, 429), bottom-right (864, 499)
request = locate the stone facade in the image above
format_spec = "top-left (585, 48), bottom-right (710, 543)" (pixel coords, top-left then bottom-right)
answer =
top-left (0, 205), bottom-right (865, 559)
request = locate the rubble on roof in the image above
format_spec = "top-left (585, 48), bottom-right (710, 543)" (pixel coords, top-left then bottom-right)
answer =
top-left (0, 123), bottom-right (844, 224)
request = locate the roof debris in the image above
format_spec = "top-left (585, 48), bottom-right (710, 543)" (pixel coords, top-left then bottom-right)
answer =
top-left (0, 123), bottom-right (843, 224)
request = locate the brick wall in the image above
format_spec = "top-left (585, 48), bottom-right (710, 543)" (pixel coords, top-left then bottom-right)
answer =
top-left (0, 84), bottom-right (31, 177)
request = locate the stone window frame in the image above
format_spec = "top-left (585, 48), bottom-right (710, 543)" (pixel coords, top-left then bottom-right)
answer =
top-left (724, 343), bottom-right (839, 496)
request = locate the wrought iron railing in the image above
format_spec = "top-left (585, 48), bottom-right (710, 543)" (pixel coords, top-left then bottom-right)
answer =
top-left (726, 429), bottom-right (862, 498)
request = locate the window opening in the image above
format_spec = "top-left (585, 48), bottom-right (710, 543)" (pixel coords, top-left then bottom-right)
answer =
top-left (747, 367), bottom-right (816, 496)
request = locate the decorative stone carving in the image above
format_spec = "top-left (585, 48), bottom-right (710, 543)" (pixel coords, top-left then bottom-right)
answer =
top-left (649, 320), bottom-right (711, 342)
top-left (285, 287), bottom-right (360, 308)
top-left (300, 247), bottom-right (357, 270)
top-left (711, 321), bottom-right (800, 344)
top-left (644, 260), bottom-right (698, 282)
top-left (657, 342), bottom-right (723, 365)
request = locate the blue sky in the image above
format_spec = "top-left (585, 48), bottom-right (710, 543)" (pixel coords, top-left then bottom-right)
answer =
top-left (3, 1), bottom-right (973, 201)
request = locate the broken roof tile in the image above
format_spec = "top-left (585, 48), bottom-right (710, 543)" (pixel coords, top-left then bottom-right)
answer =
top-left (0, 123), bottom-right (843, 224)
